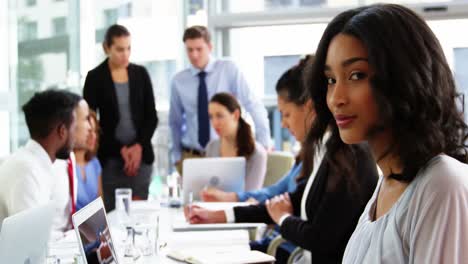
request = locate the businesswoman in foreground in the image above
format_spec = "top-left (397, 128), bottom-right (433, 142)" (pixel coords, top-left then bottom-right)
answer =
top-left (306, 4), bottom-right (468, 263)
top-left (83, 24), bottom-right (158, 211)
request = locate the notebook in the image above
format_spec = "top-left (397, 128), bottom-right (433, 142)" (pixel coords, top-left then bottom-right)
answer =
top-left (165, 230), bottom-right (275, 264)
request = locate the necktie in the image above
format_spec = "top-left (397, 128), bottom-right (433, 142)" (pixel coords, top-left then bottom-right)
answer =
top-left (67, 158), bottom-right (76, 216)
top-left (198, 71), bottom-right (210, 148)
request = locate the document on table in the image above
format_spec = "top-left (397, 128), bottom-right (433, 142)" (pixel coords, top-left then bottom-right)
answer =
top-left (165, 230), bottom-right (275, 264)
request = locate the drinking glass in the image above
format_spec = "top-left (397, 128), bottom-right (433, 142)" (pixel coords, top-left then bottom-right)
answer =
top-left (115, 188), bottom-right (132, 225)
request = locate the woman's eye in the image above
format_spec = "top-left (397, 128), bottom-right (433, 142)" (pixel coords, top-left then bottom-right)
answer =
top-left (350, 72), bottom-right (367, 80)
top-left (326, 77), bottom-right (336, 85)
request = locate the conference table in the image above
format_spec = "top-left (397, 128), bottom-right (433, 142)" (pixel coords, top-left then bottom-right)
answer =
top-left (50, 201), bottom-right (266, 264)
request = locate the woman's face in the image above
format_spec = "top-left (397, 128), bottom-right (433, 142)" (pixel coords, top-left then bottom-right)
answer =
top-left (105, 36), bottom-right (131, 68)
top-left (277, 95), bottom-right (315, 142)
top-left (208, 102), bottom-right (239, 138)
top-left (86, 118), bottom-right (97, 152)
top-left (324, 33), bottom-right (380, 144)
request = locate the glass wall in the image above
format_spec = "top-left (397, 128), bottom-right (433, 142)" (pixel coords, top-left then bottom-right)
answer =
top-left (222, 18), bottom-right (468, 150)
top-left (2, 0), bottom-right (186, 168)
top-left (3, 0), bottom-right (468, 159)
top-left (13, 0), bottom-right (78, 149)
top-left (228, 24), bottom-right (327, 151)
top-left (219, 0), bottom-right (459, 13)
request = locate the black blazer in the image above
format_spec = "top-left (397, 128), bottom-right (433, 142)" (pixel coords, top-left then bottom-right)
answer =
top-left (234, 144), bottom-right (378, 264)
top-left (83, 59), bottom-right (158, 164)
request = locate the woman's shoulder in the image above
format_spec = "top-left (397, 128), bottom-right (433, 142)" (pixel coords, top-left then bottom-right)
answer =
top-left (87, 157), bottom-right (102, 172)
top-left (205, 139), bottom-right (221, 156)
top-left (128, 63), bottom-right (149, 74)
top-left (416, 155), bottom-right (468, 195)
top-left (88, 59), bottom-right (109, 75)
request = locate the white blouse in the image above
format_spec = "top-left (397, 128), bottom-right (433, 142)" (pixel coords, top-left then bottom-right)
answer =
top-left (343, 155), bottom-right (468, 264)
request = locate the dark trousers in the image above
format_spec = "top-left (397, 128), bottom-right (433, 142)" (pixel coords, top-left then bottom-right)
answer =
top-left (102, 158), bottom-right (152, 212)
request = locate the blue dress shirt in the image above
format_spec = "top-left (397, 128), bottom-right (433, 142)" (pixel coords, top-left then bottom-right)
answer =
top-left (236, 161), bottom-right (302, 203)
top-left (169, 57), bottom-right (271, 162)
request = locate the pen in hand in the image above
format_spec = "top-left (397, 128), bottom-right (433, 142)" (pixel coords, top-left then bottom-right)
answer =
top-left (188, 191), bottom-right (193, 223)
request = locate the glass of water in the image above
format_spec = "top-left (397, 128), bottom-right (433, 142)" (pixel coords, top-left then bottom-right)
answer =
top-left (132, 213), bottom-right (159, 257)
top-left (115, 188), bottom-right (132, 225)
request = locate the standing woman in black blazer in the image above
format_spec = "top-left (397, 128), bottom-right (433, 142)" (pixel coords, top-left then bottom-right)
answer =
top-left (83, 24), bottom-right (158, 211)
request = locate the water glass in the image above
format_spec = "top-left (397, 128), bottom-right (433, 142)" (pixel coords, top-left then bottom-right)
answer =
top-left (115, 188), bottom-right (132, 224)
top-left (46, 241), bottom-right (82, 264)
top-left (132, 213), bottom-right (159, 257)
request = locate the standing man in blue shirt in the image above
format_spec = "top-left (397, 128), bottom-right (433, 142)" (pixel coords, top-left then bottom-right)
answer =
top-left (170, 26), bottom-right (271, 173)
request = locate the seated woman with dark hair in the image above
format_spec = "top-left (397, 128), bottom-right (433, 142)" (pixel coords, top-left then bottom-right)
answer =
top-left (205, 92), bottom-right (267, 191)
top-left (202, 56), bottom-right (314, 261)
top-left (185, 62), bottom-right (379, 263)
top-left (305, 4), bottom-right (468, 263)
top-left (201, 56), bottom-right (312, 204)
top-left (75, 110), bottom-right (103, 210)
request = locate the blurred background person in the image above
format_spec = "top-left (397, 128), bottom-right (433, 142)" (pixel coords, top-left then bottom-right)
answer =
top-left (205, 92), bottom-right (267, 191)
top-left (201, 56), bottom-right (313, 203)
top-left (75, 110), bottom-right (103, 211)
top-left (83, 24), bottom-right (158, 211)
top-left (170, 26), bottom-right (270, 174)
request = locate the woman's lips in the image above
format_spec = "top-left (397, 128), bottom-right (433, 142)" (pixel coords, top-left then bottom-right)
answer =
top-left (335, 114), bottom-right (357, 128)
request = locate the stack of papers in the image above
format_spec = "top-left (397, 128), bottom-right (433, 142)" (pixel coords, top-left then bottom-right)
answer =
top-left (165, 230), bottom-right (274, 264)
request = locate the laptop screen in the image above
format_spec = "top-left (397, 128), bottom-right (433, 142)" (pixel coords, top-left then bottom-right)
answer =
top-left (76, 207), bottom-right (118, 264)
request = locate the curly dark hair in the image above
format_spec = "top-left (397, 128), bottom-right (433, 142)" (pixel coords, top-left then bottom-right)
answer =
top-left (210, 92), bottom-right (255, 159)
top-left (22, 89), bottom-right (81, 140)
top-left (305, 4), bottom-right (468, 182)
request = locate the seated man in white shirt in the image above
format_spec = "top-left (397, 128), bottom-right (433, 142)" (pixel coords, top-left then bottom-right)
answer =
top-left (0, 89), bottom-right (82, 231)
top-left (52, 98), bottom-right (91, 234)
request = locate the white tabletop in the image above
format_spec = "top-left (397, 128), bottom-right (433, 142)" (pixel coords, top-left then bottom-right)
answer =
top-left (52, 201), bottom-right (264, 264)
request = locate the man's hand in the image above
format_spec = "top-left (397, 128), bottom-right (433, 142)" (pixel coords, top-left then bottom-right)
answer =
top-left (266, 193), bottom-right (293, 224)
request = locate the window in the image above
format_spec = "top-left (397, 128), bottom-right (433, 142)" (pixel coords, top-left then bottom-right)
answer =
top-left (264, 55), bottom-right (301, 97)
top-left (104, 8), bottom-right (119, 27)
top-left (10, 0), bottom-right (76, 150)
top-left (220, 15), bottom-right (468, 151)
top-left (18, 21), bottom-right (37, 41)
top-left (2, 0), bottom-right (187, 160)
top-left (103, 3), bottom-right (132, 28)
top-left (229, 24), bottom-right (327, 98)
top-left (52, 17), bottom-right (67, 36)
top-left (25, 0), bottom-right (36, 7)
top-left (0, 111), bottom-right (9, 157)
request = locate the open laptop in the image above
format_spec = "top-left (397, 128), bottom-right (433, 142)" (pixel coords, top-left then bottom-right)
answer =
top-left (72, 198), bottom-right (119, 264)
top-left (182, 157), bottom-right (246, 203)
top-left (0, 203), bottom-right (55, 263)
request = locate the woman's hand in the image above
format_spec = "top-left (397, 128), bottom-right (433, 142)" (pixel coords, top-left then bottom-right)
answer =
top-left (266, 193), bottom-right (293, 224)
top-left (183, 205), bottom-right (227, 224)
top-left (200, 187), bottom-right (238, 202)
top-left (121, 144), bottom-right (142, 176)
